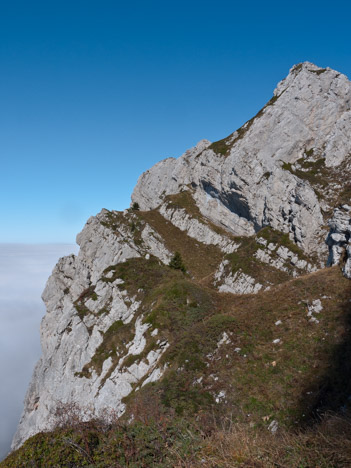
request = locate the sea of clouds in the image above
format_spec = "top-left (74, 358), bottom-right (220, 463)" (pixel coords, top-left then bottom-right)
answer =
top-left (0, 243), bottom-right (79, 460)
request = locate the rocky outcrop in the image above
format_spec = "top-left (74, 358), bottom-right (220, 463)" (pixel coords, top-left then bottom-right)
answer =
top-left (254, 237), bottom-right (315, 276)
top-left (326, 205), bottom-right (351, 278)
top-left (12, 62), bottom-right (351, 451)
top-left (159, 202), bottom-right (240, 254)
top-left (214, 260), bottom-right (263, 294)
top-left (132, 62), bottom-right (351, 256)
top-left (12, 209), bottom-right (173, 450)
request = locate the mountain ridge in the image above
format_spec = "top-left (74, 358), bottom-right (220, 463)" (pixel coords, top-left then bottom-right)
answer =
top-left (9, 62), bottom-right (351, 460)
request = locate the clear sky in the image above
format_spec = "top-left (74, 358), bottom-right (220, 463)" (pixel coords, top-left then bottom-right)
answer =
top-left (1, 0), bottom-right (351, 243)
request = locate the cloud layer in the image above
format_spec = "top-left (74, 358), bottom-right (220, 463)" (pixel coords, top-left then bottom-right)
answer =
top-left (0, 244), bottom-right (78, 460)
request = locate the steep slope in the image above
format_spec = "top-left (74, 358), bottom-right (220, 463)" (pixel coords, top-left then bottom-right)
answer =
top-left (132, 62), bottom-right (351, 259)
top-left (5, 265), bottom-right (351, 467)
top-left (10, 62), bottom-right (351, 456)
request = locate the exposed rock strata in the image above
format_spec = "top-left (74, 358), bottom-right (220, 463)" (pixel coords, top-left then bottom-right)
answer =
top-left (214, 260), bottom-right (263, 294)
top-left (254, 237), bottom-right (315, 276)
top-left (133, 62), bottom-right (351, 256)
top-left (12, 62), bottom-right (351, 451)
top-left (159, 203), bottom-right (240, 254)
top-left (12, 210), bottom-right (172, 450)
top-left (326, 205), bottom-right (351, 279)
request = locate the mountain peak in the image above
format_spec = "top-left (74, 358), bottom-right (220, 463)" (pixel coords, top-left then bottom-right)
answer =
top-left (9, 63), bottom-right (351, 460)
top-left (132, 62), bottom-right (351, 257)
top-left (273, 61), bottom-right (349, 98)
top-left (291, 61), bottom-right (327, 73)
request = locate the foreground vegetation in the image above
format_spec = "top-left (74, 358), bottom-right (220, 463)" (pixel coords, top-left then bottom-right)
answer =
top-left (4, 259), bottom-right (351, 466)
top-left (3, 200), bottom-right (351, 467)
top-left (3, 412), bottom-right (351, 467)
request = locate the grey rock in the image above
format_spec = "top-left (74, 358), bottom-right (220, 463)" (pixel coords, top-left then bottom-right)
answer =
top-left (344, 245), bottom-right (351, 278)
top-left (254, 241), bottom-right (314, 276)
top-left (326, 206), bottom-right (351, 277)
top-left (307, 299), bottom-right (323, 324)
top-left (256, 237), bottom-right (267, 247)
top-left (268, 419), bottom-right (279, 434)
top-left (12, 61), bottom-right (351, 452)
top-left (11, 211), bottom-right (172, 450)
top-left (159, 204), bottom-right (240, 253)
top-left (214, 260), bottom-right (262, 294)
top-left (132, 62), bottom-right (351, 256)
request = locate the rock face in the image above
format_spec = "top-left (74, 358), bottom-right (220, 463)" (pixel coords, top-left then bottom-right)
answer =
top-left (132, 62), bottom-right (351, 256)
top-left (12, 62), bottom-right (351, 450)
top-left (327, 205), bottom-right (351, 278)
top-left (12, 210), bottom-right (173, 449)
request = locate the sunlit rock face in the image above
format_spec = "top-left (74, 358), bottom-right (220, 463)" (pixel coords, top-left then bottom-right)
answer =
top-left (133, 62), bottom-right (351, 256)
top-left (327, 205), bottom-right (351, 279)
top-left (12, 210), bottom-right (173, 450)
top-left (13, 62), bottom-right (351, 450)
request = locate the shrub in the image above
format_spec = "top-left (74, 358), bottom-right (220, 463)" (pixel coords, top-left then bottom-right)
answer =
top-left (169, 252), bottom-right (186, 273)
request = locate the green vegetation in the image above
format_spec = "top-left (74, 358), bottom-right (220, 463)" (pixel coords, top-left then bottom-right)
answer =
top-left (131, 201), bottom-right (140, 211)
top-left (5, 413), bottom-right (351, 467)
top-left (3, 418), bottom-right (200, 468)
top-left (102, 256), bottom-right (170, 294)
top-left (125, 266), bottom-right (350, 427)
top-left (310, 68), bottom-right (327, 75)
top-left (74, 285), bottom-right (98, 320)
top-left (136, 204), bottom-right (223, 281)
top-left (169, 251), bottom-right (186, 272)
top-left (208, 135), bottom-right (232, 156)
top-left (282, 156), bottom-right (328, 188)
top-left (5, 265), bottom-right (351, 467)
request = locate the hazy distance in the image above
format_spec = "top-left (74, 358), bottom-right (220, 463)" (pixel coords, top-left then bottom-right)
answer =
top-left (0, 243), bottom-right (78, 460)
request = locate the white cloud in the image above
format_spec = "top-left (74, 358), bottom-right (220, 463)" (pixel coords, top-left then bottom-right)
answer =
top-left (0, 244), bottom-right (79, 460)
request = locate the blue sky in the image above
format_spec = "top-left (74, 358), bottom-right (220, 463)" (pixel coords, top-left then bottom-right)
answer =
top-left (1, 0), bottom-right (351, 243)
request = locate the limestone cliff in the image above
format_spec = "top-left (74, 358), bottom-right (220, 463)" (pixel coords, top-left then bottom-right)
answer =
top-left (12, 62), bottom-right (351, 450)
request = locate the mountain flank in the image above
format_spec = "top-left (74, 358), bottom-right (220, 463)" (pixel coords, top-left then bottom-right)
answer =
top-left (3, 62), bottom-right (351, 467)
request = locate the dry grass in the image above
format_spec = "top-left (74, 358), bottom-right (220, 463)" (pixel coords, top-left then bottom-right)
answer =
top-left (5, 185), bottom-right (351, 466)
top-left (4, 260), bottom-right (351, 467)
top-left (137, 209), bottom-right (223, 281)
top-left (209, 266), bottom-right (351, 425)
top-left (191, 414), bottom-right (351, 467)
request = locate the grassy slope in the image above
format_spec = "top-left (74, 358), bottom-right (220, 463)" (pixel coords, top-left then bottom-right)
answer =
top-left (3, 196), bottom-right (351, 467)
top-left (4, 264), bottom-right (351, 467)
top-left (137, 209), bottom-right (223, 282)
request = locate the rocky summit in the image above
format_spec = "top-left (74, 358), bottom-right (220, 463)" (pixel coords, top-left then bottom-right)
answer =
top-left (9, 62), bottom-right (351, 464)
